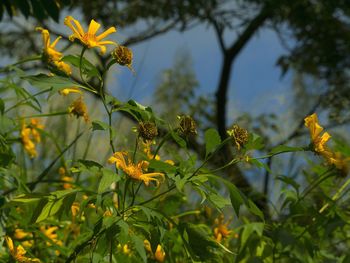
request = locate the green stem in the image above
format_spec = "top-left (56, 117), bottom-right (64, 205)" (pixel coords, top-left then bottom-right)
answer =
top-left (16, 111), bottom-right (69, 119)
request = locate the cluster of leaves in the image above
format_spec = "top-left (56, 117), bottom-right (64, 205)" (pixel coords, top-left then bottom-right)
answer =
top-left (0, 15), bottom-right (350, 263)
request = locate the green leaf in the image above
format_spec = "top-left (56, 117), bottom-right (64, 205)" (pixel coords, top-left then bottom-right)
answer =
top-left (131, 235), bottom-right (147, 263)
top-left (62, 55), bottom-right (101, 80)
top-left (204, 128), bottom-right (221, 157)
top-left (227, 183), bottom-right (245, 216)
top-left (23, 74), bottom-right (84, 91)
top-left (276, 175), bottom-right (300, 191)
top-left (148, 159), bottom-right (177, 174)
top-left (240, 223), bottom-right (264, 251)
top-left (244, 133), bottom-right (264, 151)
top-left (180, 223), bottom-right (219, 261)
top-left (247, 199), bottom-right (264, 221)
top-left (170, 131), bottom-right (187, 148)
top-left (207, 192), bottom-right (231, 209)
top-left (98, 168), bottom-right (120, 193)
top-left (92, 120), bottom-right (109, 131)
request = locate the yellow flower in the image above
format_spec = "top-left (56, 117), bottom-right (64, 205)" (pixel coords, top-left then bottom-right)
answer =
top-left (305, 113), bottom-right (349, 173)
top-left (71, 202), bottom-right (80, 217)
top-left (21, 125), bottom-right (37, 158)
top-left (5, 236), bottom-right (40, 262)
top-left (64, 16), bottom-right (117, 54)
top-left (36, 27), bottom-right (62, 61)
top-left (143, 141), bottom-right (160, 161)
top-left (21, 119), bottom-right (44, 158)
top-left (36, 27), bottom-right (71, 75)
top-left (213, 215), bottom-right (232, 242)
top-left (59, 87), bottom-right (82, 96)
top-left (144, 240), bottom-right (152, 253)
top-left (68, 97), bottom-right (89, 122)
top-left (14, 229), bottom-right (32, 240)
top-left (108, 152), bottom-right (164, 186)
top-left (53, 60), bottom-right (72, 75)
top-left (155, 245), bottom-right (166, 263)
top-left (40, 226), bottom-right (63, 247)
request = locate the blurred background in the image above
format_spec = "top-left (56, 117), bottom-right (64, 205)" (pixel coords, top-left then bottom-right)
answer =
top-left (1, 0), bottom-right (350, 216)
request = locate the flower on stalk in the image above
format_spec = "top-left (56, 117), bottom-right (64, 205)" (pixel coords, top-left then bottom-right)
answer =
top-left (144, 240), bottom-right (165, 262)
top-left (108, 151), bottom-right (164, 186)
top-left (68, 96), bottom-right (89, 122)
top-left (305, 113), bottom-right (349, 174)
top-left (64, 16), bottom-right (117, 54)
top-left (154, 245), bottom-right (166, 263)
top-left (36, 27), bottom-right (71, 75)
top-left (5, 236), bottom-right (40, 262)
top-left (21, 118), bottom-right (44, 158)
top-left (111, 45), bottom-right (133, 69)
top-left (227, 124), bottom-right (249, 150)
top-left (213, 214), bottom-right (232, 242)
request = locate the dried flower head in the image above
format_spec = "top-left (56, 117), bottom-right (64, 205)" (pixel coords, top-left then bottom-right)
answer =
top-left (227, 124), bottom-right (249, 150)
top-left (112, 45), bottom-right (133, 69)
top-left (178, 115), bottom-right (197, 136)
top-left (138, 121), bottom-right (158, 141)
top-left (69, 97), bottom-right (89, 122)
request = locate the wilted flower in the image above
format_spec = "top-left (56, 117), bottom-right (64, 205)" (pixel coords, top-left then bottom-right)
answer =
top-left (138, 121), bottom-right (158, 141)
top-left (227, 124), bottom-right (249, 150)
top-left (179, 115), bottom-right (197, 136)
top-left (111, 45), bottom-right (133, 69)
top-left (108, 151), bottom-right (164, 186)
top-left (64, 16), bottom-right (117, 54)
top-left (69, 97), bottom-right (89, 122)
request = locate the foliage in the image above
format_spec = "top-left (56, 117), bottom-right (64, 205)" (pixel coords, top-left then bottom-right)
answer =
top-left (0, 15), bottom-right (350, 263)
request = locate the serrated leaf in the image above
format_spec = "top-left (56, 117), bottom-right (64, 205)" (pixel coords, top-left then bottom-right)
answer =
top-left (92, 120), bottom-right (109, 131)
top-left (131, 235), bottom-right (147, 263)
top-left (204, 128), bottom-right (221, 157)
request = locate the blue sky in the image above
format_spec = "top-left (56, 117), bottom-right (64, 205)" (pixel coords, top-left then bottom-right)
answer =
top-left (114, 23), bottom-right (292, 117)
